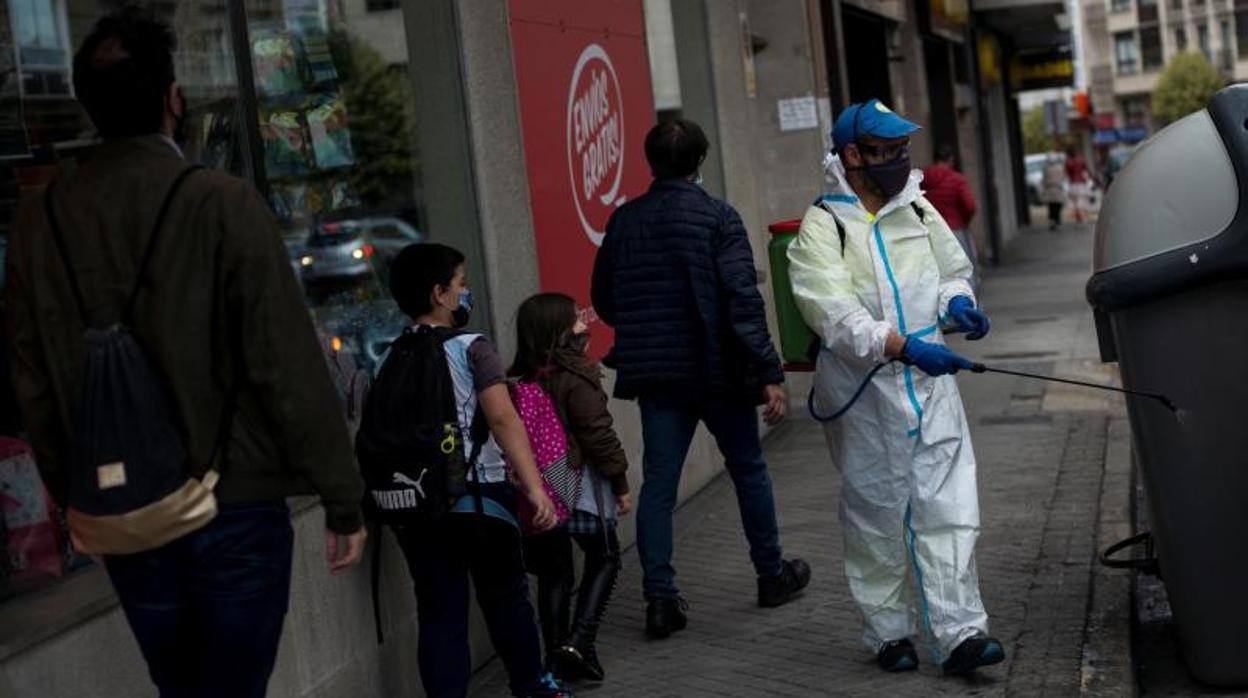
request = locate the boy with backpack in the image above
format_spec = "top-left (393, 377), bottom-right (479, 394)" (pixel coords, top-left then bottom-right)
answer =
top-left (357, 243), bottom-right (568, 698)
top-left (509, 292), bottom-right (632, 684)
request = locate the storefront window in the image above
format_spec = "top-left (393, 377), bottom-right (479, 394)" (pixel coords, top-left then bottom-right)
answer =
top-left (0, 0), bottom-right (246, 602)
top-left (242, 0), bottom-right (422, 421)
top-left (1, 0), bottom-right (428, 607)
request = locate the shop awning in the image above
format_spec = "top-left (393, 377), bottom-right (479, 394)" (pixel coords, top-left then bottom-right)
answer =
top-left (973, 0), bottom-right (1071, 53)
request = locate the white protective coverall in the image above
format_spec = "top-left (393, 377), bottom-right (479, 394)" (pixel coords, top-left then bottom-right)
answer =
top-left (787, 154), bottom-right (988, 656)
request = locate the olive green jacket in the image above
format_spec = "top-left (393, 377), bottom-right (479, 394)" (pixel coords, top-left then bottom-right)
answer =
top-left (5, 136), bottom-right (364, 534)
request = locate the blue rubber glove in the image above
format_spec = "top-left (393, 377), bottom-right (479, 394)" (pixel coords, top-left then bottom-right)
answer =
top-left (947, 295), bottom-right (990, 340)
top-left (901, 337), bottom-right (975, 377)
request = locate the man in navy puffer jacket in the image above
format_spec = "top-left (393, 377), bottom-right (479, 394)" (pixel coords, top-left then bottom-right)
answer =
top-left (591, 119), bottom-right (811, 639)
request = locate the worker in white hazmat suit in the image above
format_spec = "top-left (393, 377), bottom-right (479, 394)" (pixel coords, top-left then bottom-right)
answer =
top-left (786, 100), bottom-right (1005, 676)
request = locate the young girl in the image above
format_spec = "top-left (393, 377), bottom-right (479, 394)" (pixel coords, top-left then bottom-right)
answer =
top-left (385, 244), bottom-right (569, 698)
top-left (510, 293), bottom-right (632, 684)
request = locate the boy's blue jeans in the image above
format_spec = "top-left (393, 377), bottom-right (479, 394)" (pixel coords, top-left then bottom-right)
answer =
top-left (636, 396), bottom-right (785, 601)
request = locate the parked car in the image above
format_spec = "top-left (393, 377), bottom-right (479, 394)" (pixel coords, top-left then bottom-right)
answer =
top-left (295, 216), bottom-right (423, 283)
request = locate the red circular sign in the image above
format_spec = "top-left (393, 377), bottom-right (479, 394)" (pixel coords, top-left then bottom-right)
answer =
top-left (566, 44), bottom-right (626, 246)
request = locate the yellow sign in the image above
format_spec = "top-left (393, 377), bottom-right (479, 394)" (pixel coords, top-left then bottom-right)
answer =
top-left (978, 34), bottom-right (1001, 87)
top-left (1010, 53), bottom-right (1076, 90)
top-left (930, 0), bottom-right (969, 27)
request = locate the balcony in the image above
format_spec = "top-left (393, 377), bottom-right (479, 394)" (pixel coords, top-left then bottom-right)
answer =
top-left (1113, 70), bottom-right (1162, 95)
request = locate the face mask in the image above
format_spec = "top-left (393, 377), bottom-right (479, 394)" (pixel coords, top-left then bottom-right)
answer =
top-left (567, 330), bottom-right (590, 355)
top-left (451, 289), bottom-right (473, 328)
top-left (862, 156), bottom-right (912, 200)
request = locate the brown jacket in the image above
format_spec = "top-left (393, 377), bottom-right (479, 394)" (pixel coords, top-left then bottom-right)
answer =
top-left (5, 136), bottom-right (364, 533)
top-left (545, 353), bottom-right (630, 496)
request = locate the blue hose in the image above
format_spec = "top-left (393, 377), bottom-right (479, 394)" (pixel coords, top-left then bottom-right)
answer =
top-left (807, 360), bottom-right (895, 422)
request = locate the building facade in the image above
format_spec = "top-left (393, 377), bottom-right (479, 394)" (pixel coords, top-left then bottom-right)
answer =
top-left (0, 1), bottom-right (1061, 695)
top-left (1083, 0), bottom-right (1244, 138)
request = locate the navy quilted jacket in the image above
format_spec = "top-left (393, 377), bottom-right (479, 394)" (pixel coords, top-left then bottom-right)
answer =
top-left (591, 178), bottom-right (784, 401)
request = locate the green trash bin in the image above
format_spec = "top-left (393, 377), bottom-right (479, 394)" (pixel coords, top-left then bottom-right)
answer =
top-left (767, 219), bottom-right (817, 371)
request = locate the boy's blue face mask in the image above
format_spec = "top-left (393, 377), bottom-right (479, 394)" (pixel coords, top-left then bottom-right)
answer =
top-left (452, 289), bottom-right (473, 328)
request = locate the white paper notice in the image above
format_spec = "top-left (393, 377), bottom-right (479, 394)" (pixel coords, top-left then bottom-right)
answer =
top-left (778, 96), bottom-right (818, 132)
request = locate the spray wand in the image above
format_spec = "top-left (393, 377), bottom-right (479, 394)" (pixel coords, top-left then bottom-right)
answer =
top-left (969, 363), bottom-right (1177, 412)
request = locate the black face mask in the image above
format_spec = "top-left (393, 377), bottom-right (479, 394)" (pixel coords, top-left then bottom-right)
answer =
top-left (860, 157), bottom-right (912, 200)
top-left (567, 331), bottom-right (590, 355)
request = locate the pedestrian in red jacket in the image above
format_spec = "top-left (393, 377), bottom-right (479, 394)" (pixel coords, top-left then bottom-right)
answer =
top-left (923, 143), bottom-right (980, 292)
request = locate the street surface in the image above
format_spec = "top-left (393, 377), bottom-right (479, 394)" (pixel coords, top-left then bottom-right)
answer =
top-left (474, 221), bottom-right (1135, 697)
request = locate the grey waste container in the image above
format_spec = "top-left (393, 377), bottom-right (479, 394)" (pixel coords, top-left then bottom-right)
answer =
top-left (1087, 85), bottom-right (1248, 687)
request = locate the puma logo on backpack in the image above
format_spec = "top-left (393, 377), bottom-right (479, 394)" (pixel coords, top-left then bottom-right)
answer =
top-left (356, 325), bottom-right (486, 524)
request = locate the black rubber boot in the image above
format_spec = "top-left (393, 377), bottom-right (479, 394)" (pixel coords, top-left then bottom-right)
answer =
top-left (536, 569), bottom-right (574, 663)
top-left (554, 551), bottom-right (620, 681)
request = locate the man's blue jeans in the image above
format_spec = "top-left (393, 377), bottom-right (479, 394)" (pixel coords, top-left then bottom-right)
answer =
top-left (104, 502), bottom-right (294, 698)
top-left (637, 396), bottom-right (784, 601)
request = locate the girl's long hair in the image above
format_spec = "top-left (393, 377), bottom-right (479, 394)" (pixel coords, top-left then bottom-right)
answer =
top-left (509, 292), bottom-right (579, 381)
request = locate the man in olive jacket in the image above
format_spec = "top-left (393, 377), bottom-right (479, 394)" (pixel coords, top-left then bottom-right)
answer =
top-left (4, 9), bottom-right (366, 695)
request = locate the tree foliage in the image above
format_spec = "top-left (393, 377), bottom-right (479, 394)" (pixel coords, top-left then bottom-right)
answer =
top-left (1152, 50), bottom-right (1225, 127)
top-left (329, 32), bottom-right (419, 214)
top-left (1022, 105), bottom-right (1055, 154)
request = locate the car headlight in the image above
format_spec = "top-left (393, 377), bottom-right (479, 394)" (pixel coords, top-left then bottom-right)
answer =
top-left (300, 255), bottom-right (314, 267)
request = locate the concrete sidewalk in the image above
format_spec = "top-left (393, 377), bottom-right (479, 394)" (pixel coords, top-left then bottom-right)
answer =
top-left (472, 222), bottom-right (1134, 697)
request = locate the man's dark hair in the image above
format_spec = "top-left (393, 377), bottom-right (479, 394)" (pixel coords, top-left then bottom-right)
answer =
top-left (645, 118), bottom-right (709, 180)
top-left (72, 7), bottom-right (177, 138)
top-left (935, 143), bottom-right (957, 164)
top-left (389, 243), bottom-right (466, 319)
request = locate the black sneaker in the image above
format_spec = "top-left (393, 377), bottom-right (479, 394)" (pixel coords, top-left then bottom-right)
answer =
top-left (645, 598), bottom-right (689, 639)
top-left (941, 633), bottom-right (1006, 675)
top-left (877, 638), bottom-right (919, 672)
top-left (758, 558), bottom-right (812, 608)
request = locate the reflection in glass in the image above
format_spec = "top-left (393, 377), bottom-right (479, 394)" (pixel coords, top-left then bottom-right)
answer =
top-left (244, 0), bottom-right (424, 420)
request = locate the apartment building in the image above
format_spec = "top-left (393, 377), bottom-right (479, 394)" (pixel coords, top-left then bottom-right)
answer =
top-left (1083, 0), bottom-right (1246, 136)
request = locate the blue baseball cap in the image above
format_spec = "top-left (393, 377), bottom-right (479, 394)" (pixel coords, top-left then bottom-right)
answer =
top-left (832, 99), bottom-right (920, 154)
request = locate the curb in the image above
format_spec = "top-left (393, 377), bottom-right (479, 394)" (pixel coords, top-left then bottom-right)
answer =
top-left (1080, 415), bottom-right (1137, 697)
